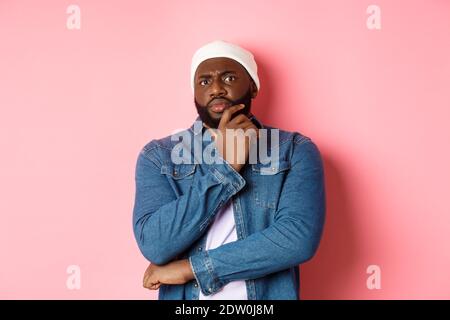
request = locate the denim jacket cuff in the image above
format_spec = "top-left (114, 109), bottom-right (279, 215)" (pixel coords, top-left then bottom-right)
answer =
top-left (207, 159), bottom-right (246, 195)
top-left (189, 251), bottom-right (223, 296)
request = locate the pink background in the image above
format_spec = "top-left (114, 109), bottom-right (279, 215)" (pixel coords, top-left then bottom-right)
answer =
top-left (1, 0), bottom-right (449, 299)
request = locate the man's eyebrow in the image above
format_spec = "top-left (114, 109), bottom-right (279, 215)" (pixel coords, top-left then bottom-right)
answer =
top-left (197, 70), bottom-right (237, 78)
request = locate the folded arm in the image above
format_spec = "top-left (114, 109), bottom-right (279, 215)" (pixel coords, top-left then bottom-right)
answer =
top-left (133, 143), bottom-right (246, 265)
top-left (189, 139), bottom-right (326, 296)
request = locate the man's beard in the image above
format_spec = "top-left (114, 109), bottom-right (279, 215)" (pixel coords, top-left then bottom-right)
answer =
top-left (194, 89), bottom-right (252, 129)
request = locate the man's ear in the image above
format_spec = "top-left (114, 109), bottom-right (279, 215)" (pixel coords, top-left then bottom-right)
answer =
top-left (250, 80), bottom-right (258, 99)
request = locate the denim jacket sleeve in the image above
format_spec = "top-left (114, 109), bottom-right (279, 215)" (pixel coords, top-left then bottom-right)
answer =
top-left (132, 141), bottom-right (246, 265)
top-left (189, 138), bottom-right (326, 296)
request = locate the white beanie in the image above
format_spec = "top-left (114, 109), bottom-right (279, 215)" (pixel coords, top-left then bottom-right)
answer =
top-left (190, 40), bottom-right (260, 93)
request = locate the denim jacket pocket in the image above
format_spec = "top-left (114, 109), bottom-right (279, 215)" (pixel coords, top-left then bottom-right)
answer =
top-left (250, 160), bottom-right (291, 209)
top-left (160, 163), bottom-right (197, 196)
top-left (161, 163), bottom-right (196, 179)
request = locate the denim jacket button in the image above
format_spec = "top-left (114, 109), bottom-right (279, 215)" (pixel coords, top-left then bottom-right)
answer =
top-left (194, 281), bottom-right (198, 287)
top-left (198, 247), bottom-right (202, 251)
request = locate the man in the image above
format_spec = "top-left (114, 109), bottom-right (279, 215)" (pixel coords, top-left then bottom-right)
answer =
top-left (133, 40), bottom-right (326, 300)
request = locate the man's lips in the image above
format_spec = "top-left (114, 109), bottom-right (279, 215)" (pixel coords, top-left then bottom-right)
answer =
top-left (209, 99), bottom-right (232, 113)
top-left (210, 103), bottom-right (231, 113)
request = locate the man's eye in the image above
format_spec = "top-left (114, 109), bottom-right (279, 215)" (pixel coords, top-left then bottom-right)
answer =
top-left (199, 79), bottom-right (209, 86)
top-left (224, 75), bottom-right (236, 82)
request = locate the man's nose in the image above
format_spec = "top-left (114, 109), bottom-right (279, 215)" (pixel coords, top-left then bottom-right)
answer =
top-left (209, 80), bottom-right (227, 98)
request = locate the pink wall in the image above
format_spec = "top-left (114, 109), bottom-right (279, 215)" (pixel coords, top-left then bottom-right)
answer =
top-left (1, 0), bottom-right (449, 299)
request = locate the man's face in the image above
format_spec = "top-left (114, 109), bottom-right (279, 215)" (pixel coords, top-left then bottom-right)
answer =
top-left (194, 57), bottom-right (258, 128)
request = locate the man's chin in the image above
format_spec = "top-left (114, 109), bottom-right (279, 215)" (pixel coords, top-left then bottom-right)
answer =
top-left (199, 117), bottom-right (220, 129)
top-left (209, 113), bottom-right (223, 120)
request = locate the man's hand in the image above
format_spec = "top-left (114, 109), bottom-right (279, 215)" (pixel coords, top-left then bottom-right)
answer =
top-left (209, 104), bottom-right (259, 172)
top-left (143, 259), bottom-right (195, 290)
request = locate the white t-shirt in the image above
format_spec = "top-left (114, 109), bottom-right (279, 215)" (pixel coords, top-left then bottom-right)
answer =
top-left (198, 200), bottom-right (248, 300)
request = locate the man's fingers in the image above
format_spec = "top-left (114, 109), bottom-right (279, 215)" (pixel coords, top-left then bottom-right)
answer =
top-left (218, 104), bottom-right (245, 128)
top-left (228, 114), bottom-right (249, 126)
top-left (143, 272), bottom-right (149, 287)
top-left (144, 281), bottom-right (160, 290)
top-left (143, 273), bottom-right (151, 288)
top-left (151, 283), bottom-right (161, 290)
top-left (143, 274), bottom-right (160, 289)
top-left (143, 263), bottom-right (153, 287)
top-left (241, 121), bottom-right (257, 129)
top-left (228, 120), bottom-right (257, 131)
top-left (143, 263), bottom-right (161, 289)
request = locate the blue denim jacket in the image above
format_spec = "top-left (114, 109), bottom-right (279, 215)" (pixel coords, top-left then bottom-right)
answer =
top-left (132, 114), bottom-right (326, 300)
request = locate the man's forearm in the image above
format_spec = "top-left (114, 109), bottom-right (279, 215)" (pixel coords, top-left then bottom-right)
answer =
top-left (181, 259), bottom-right (195, 282)
top-left (133, 150), bottom-right (246, 265)
top-left (143, 258), bottom-right (196, 290)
